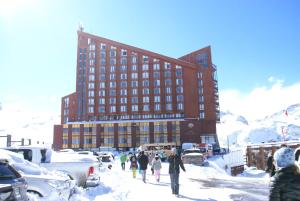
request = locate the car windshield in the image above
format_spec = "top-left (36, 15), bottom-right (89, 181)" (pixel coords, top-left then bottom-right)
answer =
top-left (101, 156), bottom-right (111, 162)
top-left (0, 163), bottom-right (20, 180)
top-left (183, 149), bottom-right (201, 154)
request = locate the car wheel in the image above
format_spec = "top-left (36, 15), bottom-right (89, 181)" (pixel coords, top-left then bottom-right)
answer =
top-left (27, 190), bottom-right (43, 200)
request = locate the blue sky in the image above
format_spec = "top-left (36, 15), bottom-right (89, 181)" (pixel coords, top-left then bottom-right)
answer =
top-left (0, 0), bottom-right (299, 119)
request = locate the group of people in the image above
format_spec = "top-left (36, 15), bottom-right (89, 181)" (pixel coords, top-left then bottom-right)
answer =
top-left (119, 148), bottom-right (185, 196)
top-left (266, 146), bottom-right (300, 201)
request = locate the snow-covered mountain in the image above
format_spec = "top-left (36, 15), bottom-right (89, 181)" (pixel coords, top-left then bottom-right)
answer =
top-left (0, 102), bottom-right (60, 147)
top-left (217, 103), bottom-right (300, 147)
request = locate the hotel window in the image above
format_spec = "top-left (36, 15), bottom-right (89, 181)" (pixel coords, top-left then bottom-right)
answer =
top-left (100, 67), bottom-right (106, 74)
top-left (99, 98), bottom-right (105, 104)
top-left (142, 72), bottom-right (149, 78)
top-left (120, 97), bottom-right (127, 104)
top-left (153, 72), bottom-right (160, 78)
top-left (142, 64), bottom-right (149, 71)
top-left (154, 104), bottom-right (161, 111)
top-left (143, 96), bottom-right (149, 103)
top-left (120, 89), bottom-right (127, 96)
top-left (100, 58), bottom-right (106, 65)
top-left (88, 106), bottom-right (94, 113)
top-left (131, 65), bottom-right (137, 71)
top-left (164, 62), bottom-right (171, 70)
top-left (153, 63), bottom-right (160, 70)
top-left (110, 58), bottom-right (116, 65)
top-left (199, 95), bottom-right (204, 103)
top-left (196, 53), bottom-right (208, 68)
top-left (154, 80), bottom-right (160, 87)
top-left (120, 65), bottom-right (127, 71)
top-left (165, 79), bottom-right (172, 86)
top-left (165, 87), bottom-right (172, 94)
top-left (154, 88), bottom-right (160, 95)
top-left (132, 88), bottom-right (138, 95)
top-left (121, 49), bottom-right (127, 56)
top-left (132, 105), bottom-right (138, 111)
top-left (120, 81), bottom-right (127, 88)
top-left (176, 69), bottom-right (182, 77)
top-left (88, 91), bottom-right (94, 97)
top-left (166, 103), bottom-right (172, 111)
top-left (153, 58), bottom-right (159, 63)
top-left (143, 105), bottom-right (150, 111)
top-left (164, 71), bottom-right (171, 78)
top-left (198, 88), bottom-right (203, 94)
top-left (142, 55), bottom-right (149, 63)
top-left (109, 89), bottom-right (116, 96)
top-left (131, 81), bottom-right (138, 87)
top-left (120, 73), bottom-right (127, 80)
top-left (198, 80), bottom-right (203, 86)
top-left (199, 103), bottom-right (204, 110)
top-left (89, 67), bottom-right (95, 74)
top-left (120, 105), bottom-right (127, 112)
top-left (88, 98), bottom-right (94, 105)
top-left (120, 57), bottom-right (127, 65)
top-left (177, 95), bottom-right (184, 102)
top-left (142, 88), bottom-right (149, 95)
top-left (132, 97), bottom-right (138, 104)
top-left (110, 73), bottom-right (116, 80)
top-left (131, 73), bottom-right (138, 79)
top-left (89, 52), bottom-right (95, 58)
top-left (99, 74), bottom-right (106, 81)
top-left (109, 97), bottom-right (116, 104)
top-left (99, 89), bottom-right (105, 96)
top-left (88, 82), bottom-right (95, 89)
top-left (89, 59), bottom-right (95, 66)
top-left (177, 103), bottom-right (184, 110)
top-left (142, 80), bottom-right (149, 87)
top-left (176, 65), bottom-right (182, 69)
top-left (166, 96), bottom-right (172, 102)
top-left (199, 111), bottom-right (205, 119)
top-left (198, 72), bottom-right (203, 79)
top-left (89, 75), bottom-right (95, 81)
top-left (131, 52), bottom-right (137, 63)
top-left (110, 106), bottom-right (116, 113)
top-left (176, 86), bottom-right (183, 93)
top-left (110, 66), bottom-right (115, 72)
top-left (110, 46), bottom-right (117, 57)
top-left (100, 43), bottom-right (106, 50)
top-left (110, 82), bottom-right (116, 88)
top-left (154, 96), bottom-right (160, 103)
top-left (176, 79), bottom-right (183, 85)
top-left (99, 106), bottom-right (105, 113)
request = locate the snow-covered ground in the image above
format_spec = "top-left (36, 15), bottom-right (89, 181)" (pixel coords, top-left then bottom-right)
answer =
top-left (68, 156), bottom-right (269, 201)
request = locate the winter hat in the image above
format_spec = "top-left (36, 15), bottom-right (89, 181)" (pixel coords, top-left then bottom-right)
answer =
top-left (274, 147), bottom-right (295, 168)
top-left (171, 148), bottom-right (177, 154)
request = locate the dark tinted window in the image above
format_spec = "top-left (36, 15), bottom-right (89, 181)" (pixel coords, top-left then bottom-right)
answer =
top-left (0, 163), bottom-right (21, 180)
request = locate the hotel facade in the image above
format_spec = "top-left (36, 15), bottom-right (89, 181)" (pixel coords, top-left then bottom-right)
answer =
top-left (53, 28), bottom-right (220, 151)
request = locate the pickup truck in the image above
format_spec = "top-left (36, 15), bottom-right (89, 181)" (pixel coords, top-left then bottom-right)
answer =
top-left (5, 146), bottom-right (100, 187)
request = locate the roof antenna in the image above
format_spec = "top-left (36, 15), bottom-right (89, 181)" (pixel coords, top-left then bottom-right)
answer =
top-left (78, 22), bottom-right (84, 32)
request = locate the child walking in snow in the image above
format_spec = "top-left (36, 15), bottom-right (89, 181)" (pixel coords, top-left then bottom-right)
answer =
top-left (130, 154), bottom-right (138, 178)
top-left (151, 154), bottom-right (162, 182)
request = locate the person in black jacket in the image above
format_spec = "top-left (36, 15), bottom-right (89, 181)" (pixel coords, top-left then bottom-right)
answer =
top-left (138, 151), bottom-right (149, 183)
top-left (269, 147), bottom-right (300, 201)
top-left (266, 152), bottom-right (275, 177)
top-left (168, 148), bottom-right (185, 196)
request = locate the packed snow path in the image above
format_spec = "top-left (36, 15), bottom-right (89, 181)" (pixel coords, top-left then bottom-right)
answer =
top-left (73, 159), bottom-right (269, 201)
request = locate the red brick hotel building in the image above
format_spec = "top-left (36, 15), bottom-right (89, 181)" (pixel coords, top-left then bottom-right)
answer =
top-left (53, 28), bottom-right (220, 150)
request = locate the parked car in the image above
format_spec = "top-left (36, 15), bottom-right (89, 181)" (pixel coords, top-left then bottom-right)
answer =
top-left (181, 149), bottom-right (204, 165)
top-left (1, 149), bottom-right (76, 200)
top-left (0, 160), bottom-right (28, 201)
top-left (5, 146), bottom-right (100, 187)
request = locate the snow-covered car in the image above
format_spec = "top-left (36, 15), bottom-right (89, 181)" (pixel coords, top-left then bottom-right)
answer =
top-left (181, 149), bottom-right (204, 165)
top-left (4, 146), bottom-right (100, 187)
top-left (0, 160), bottom-right (29, 201)
top-left (1, 149), bottom-right (76, 200)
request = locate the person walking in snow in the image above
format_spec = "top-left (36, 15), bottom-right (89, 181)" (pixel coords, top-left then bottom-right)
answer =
top-left (120, 152), bottom-right (127, 170)
top-left (269, 147), bottom-right (300, 201)
top-left (130, 154), bottom-right (138, 178)
top-left (266, 152), bottom-right (275, 177)
top-left (151, 154), bottom-right (162, 182)
top-left (138, 151), bottom-right (149, 183)
top-left (168, 147), bottom-right (185, 196)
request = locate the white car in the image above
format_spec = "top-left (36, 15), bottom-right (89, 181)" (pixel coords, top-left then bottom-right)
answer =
top-left (0, 149), bottom-right (76, 200)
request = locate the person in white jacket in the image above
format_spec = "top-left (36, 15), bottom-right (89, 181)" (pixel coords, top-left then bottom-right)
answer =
top-left (151, 154), bottom-right (162, 182)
